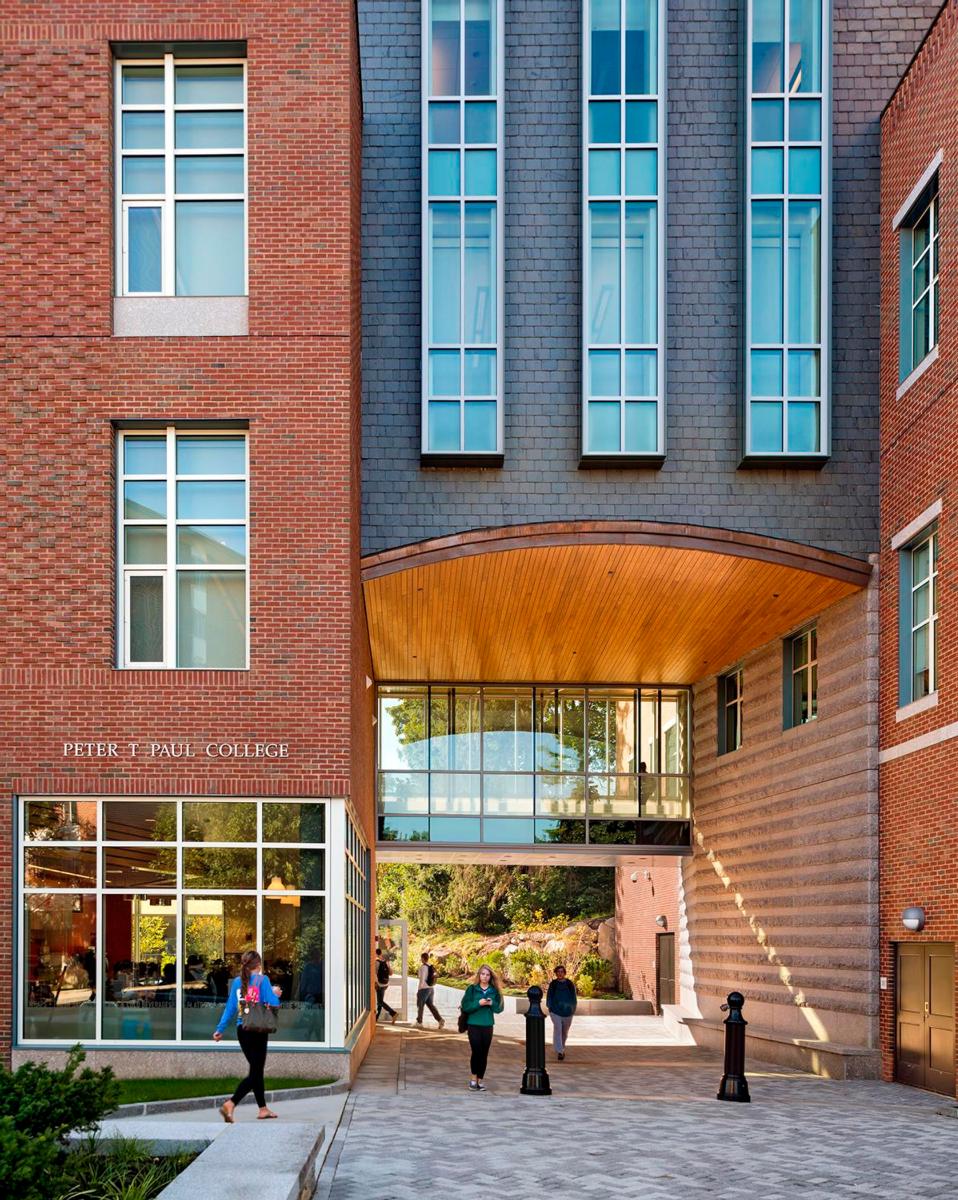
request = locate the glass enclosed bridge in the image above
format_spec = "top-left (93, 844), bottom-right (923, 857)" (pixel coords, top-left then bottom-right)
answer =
top-left (377, 684), bottom-right (690, 860)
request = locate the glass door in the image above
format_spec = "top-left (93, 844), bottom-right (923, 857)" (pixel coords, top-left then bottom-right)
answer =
top-left (376, 919), bottom-right (409, 1022)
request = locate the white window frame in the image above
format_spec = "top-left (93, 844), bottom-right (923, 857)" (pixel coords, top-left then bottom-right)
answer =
top-left (744, 0), bottom-right (831, 459)
top-left (116, 427), bottom-right (250, 670)
top-left (420, 0), bottom-right (505, 460)
top-left (114, 54), bottom-right (248, 298)
top-left (581, 0), bottom-right (666, 461)
top-left (896, 188), bottom-right (940, 388)
top-left (907, 527), bottom-right (939, 702)
top-left (16, 796), bottom-right (351, 1049)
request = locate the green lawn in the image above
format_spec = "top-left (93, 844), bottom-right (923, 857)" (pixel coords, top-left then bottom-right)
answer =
top-left (117, 1076), bottom-right (336, 1104)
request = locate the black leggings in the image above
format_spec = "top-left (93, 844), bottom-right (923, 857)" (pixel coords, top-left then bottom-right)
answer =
top-left (468, 1024), bottom-right (494, 1079)
top-left (233, 1026), bottom-right (269, 1107)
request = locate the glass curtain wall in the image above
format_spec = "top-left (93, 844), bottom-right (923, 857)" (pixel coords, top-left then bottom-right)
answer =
top-left (20, 798), bottom-right (328, 1046)
top-left (746, 0), bottom-right (829, 457)
top-left (344, 812), bottom-right (371, 1037)
top-left (583, 0), bottom-right (664, 458)
top-left (423, 0), bottom-right (503, 457)
top-left (378, 685), bottom-right (690, 847)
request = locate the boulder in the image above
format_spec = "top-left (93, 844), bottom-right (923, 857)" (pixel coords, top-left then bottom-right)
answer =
top-left (544, 938), bottom-right (565, 954)
top-left (597, 917), bottom-right (616, 960)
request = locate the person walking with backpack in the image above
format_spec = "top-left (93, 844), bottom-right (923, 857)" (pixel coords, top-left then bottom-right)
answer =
top-left (460, 964), bottom-right (504, 1091)
top-left (375, 947), bottom-right (397, 1022)
top-left (545, 963), bottom-right (578, 1060)
top-left (415, 952), bottom-right (445, 1028)
top-left (213, 949), bottom-right (282, 1122)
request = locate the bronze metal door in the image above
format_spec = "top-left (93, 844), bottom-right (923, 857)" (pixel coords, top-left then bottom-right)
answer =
top-left (656, 932), bottom-right (675, 1011)
top-left (896, 942), bottom-right (955, 1095)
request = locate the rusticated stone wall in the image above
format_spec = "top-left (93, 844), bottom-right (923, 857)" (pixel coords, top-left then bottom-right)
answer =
top-left (682, 580), bottom-right (879, 1050)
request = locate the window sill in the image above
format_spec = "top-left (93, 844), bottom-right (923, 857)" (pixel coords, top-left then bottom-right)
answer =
top-left (579, 453), bottom-right (665, 470)
top-left (783, 714), bottom-right (818, 733)
top-left (420, 452), bottom-right (504, 468)
top-left (896, 345), bottom-right (939, 399)
top-left (113, 296), bottom-right (248, 338)
top-left (896, 690), bottom-right (938, 723)
top-left (739, 453), bottom-right (828, 470)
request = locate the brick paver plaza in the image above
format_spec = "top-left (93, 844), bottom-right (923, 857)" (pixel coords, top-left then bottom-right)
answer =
top-left (315, 1010), bottom-right (958, 1198)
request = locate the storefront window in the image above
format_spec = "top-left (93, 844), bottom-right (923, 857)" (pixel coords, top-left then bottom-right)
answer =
top-left (18, 797), bottom-right (339, 1046)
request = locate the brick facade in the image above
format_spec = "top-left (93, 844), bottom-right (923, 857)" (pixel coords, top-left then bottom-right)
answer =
top-left (0, 3), bottom-right (369, 1063)
top-left (879, 0), bottom-right (958, 1096)
top-left (614, 858), bottom-right (680, 1008)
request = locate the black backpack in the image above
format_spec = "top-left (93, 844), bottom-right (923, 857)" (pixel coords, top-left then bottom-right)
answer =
top-left (376, 958), bottom-right (390, 985)
top-left (426, 963), bottom-right (436, 987)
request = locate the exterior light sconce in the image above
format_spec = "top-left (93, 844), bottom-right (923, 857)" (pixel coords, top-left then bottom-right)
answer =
top-left (630, 871), bottom-right (639, 882)
top-left (655, 915), bottom-right (668, 929)
top-left (901, 906), bottom-right (926, 932)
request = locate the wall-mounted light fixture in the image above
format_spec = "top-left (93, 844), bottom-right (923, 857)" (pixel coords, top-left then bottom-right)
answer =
top-left (655, 914), bottom-right (668, 929)
top-left (901, 906), bottom-right (926, 932)
top-left (630, 871), bottom-right (638, 882)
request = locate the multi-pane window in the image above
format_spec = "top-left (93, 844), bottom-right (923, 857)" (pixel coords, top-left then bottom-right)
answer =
top-left (583, 0), bottom-right (664, 459)
top-left (345, 814), bottom-right (371, 1036)
top-left (118, 428), bottom-right (248, 669)
top-left (784, 626), bottom-right (817, 727)
top-left (115, 55), bottom-right (247, 297)
top-left (377, 684), bottom-right (691, 849)
top-left (718, 669), bottom-right (743, 754)
top-left (901, 528), bottom-right (939, 703)
top-left (746, 0), bottom-right (829, 458)
top-left (19, 797), bottom-right (327, 1046)
top-left (422, 1), bottom-right (502, 459)
top-left (899, 188), bottom-right (940, 381)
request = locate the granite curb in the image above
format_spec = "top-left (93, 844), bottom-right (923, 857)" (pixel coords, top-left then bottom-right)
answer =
top-left (114, 1079), bottom-right (349, 1117)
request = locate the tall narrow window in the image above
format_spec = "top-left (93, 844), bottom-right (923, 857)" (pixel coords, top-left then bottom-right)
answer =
top-left (583, 0), bottom-right (664, 462)
top-left (784, 626), bottom-right (817, 728)
top-left (118, 428), bottom-right (248, 668)
top-left (745, 0), bottom-right (829, 459)
top-left (115, 54), bottom-right (247, 297)
top-left (718, 669), bottom-right (744, 754)
top-left (422, 1), bottom-right (503, 461)
top-left (898, 185), bottom-right (940, 383)
top-left (899, 527), bottom-right (939, 704)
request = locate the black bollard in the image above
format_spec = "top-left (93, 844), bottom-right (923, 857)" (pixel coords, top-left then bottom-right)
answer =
top-left (520, 985), bottom-right (552, 1096)
top-left (716, 990), bottom-right (750, 1102)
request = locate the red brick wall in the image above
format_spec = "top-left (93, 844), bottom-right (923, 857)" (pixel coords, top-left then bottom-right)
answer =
top-left (879, 0), bottom-right (958, 1094)
top-left (0, 4), bottom-right (366, 1059)
top-left (615, 858), bottom-right (680, 1007)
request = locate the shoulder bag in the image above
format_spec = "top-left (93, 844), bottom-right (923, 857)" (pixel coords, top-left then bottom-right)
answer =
top-left (240, 977), bottom-right (279, 1034)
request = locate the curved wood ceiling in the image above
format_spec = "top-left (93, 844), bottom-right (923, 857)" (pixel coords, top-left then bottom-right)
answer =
top-left (362, 522), bottom-right (870, 685)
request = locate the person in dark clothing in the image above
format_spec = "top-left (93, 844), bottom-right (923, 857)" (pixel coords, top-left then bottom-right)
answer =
top-left (461, 965), bottom-right (504, 1091)
top-left (375, 948), bottom-right (397, 1021)
top-left (416, 952), bottom-right (445, 1028)
top-left (213, 949), bottom-right (283, 1122)
top-left (546, 964), bottom-right (578, 1060)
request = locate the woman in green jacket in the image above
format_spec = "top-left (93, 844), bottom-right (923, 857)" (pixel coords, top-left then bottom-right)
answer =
top-left (461, 964), bottom-right (504, 1091)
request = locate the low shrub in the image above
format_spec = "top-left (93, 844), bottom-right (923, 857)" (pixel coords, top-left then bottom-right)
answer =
top-left (575, 972), bottom-right (595, 998)
top-left (579, 952), bottom-right (615, 991)
top-left (0, 1045), bottom-right (119, 1143)
top-left (0, 1047), bottom-right (120, 1200)
top-left (0, 1117), bottom-right (60, 1200)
